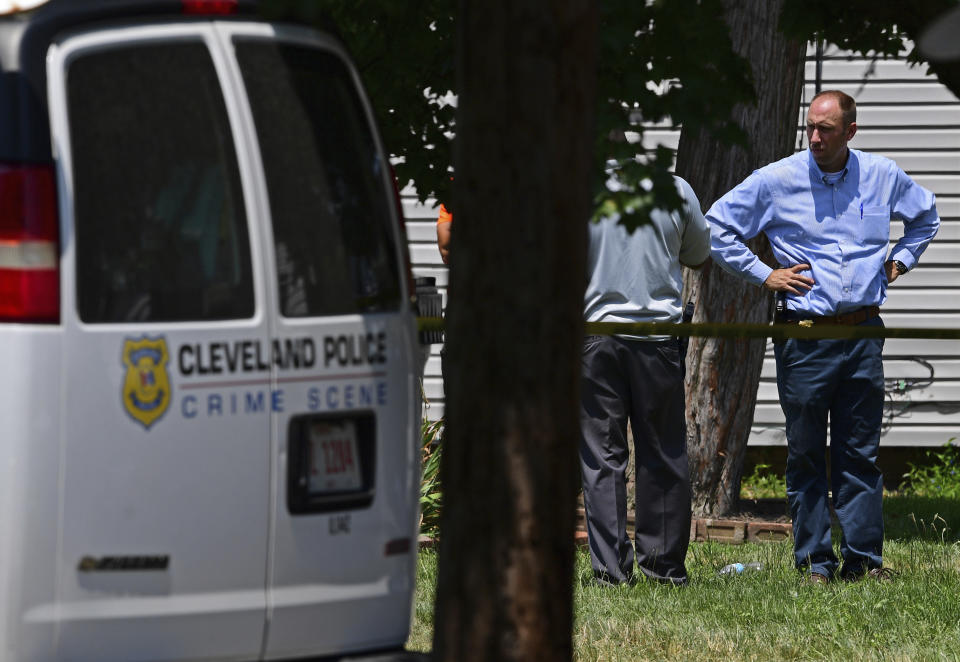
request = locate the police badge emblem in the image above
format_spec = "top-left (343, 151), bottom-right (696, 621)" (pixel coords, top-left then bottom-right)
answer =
top-left (122, 336), bottom-right (172, 429)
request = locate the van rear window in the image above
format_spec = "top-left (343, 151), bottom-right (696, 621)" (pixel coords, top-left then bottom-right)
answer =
top-left (234, 41), bottom-right (401, 317)
top-left (68, 42), bottom-right (254, 323)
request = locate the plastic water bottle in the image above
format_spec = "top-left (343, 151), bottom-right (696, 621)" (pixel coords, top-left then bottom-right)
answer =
top-left (719, 562), bottom-right (763, 576)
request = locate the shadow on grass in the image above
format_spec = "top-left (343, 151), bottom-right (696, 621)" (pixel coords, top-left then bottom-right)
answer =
top-left (883, 494), bottom-right (960, 541)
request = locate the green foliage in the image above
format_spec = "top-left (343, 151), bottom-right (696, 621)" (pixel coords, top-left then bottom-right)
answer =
top-left (419, 418), bottom-right (444, 538)
top-left (740, 463), bottom-right (788, 500)
top-left (260, 0), bottom-right (756, 227)
top-left (900, 439), bottom-right (960, 499)
top-left (779, 0), bottom-right (960, 66)
top-left (780, 0), bottom-right (911, 59)
top-left (594, 0), bottom-right (754, 231)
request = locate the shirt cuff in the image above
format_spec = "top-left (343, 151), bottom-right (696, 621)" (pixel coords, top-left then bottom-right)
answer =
top-left (888, 249), bottom-right (916, 271)
top-left (747, 262), bottom-right (774, 288)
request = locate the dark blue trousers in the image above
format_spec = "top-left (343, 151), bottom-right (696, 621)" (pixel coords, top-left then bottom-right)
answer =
top-left (774, 316), bottom-right (885, 579)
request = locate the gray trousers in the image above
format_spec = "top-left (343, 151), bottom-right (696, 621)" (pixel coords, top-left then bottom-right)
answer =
top-left (579, 335), bottom-right (691, 584)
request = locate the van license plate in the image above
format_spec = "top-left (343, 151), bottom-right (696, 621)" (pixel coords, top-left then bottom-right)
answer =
top-left (308, 420), bottom-right (362, 493)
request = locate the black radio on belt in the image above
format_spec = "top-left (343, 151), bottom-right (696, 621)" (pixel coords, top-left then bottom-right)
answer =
top-left (679, 300), bottom-right (694, 363)
top-left (774, 291), bottom-right (787, 324)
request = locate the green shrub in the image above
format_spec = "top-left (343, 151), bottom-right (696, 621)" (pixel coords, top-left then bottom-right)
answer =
top-left (740, 462), bottom-right (787, 500)
top-left (900, 439), bottom-right (960, 498)
top-left (419, 418), bottom-right (444, 538)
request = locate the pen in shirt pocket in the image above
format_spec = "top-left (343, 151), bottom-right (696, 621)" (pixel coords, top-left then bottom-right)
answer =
top-left (860, 202), bottom-right (863, 219)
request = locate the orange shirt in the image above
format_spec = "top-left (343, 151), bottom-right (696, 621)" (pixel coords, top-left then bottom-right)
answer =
top-left (437, 203), bottom-right (452, 224)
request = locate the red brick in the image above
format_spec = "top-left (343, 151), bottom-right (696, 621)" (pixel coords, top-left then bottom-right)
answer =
top-left (746, 521), bottom-right (792, 543)
top-left (696, 518), bottom-right (746, 544)
top-left (574, 530), bottom-right (590, 549)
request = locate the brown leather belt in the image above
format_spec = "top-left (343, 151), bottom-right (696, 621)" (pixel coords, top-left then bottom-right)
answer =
top-left (781, 305), bottom-right (880, 327)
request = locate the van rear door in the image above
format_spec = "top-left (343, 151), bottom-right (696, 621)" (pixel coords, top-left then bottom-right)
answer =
top-left (217, 23), bottom-right (421, 658)
top-left (50, 24), bottom-right (271, 660)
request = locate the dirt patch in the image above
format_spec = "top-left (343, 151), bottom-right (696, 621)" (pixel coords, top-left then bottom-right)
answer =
top-left (731, 498), bottom-right (791, 523)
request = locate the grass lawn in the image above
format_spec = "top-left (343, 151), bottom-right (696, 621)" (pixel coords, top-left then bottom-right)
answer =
top-left (407, 495), bottom-right (960, 661)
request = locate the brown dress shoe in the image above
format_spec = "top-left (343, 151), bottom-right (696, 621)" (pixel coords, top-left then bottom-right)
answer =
top-left (843, 567), bottom-right (895, 582)
top-left (867, 567), bottom-right (895, 582)
top-left (807, 572), bottom-right (829, 585)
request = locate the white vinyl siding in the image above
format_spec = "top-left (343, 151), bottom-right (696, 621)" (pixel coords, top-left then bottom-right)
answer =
top-left (404, 195), bottom-right (448, 419)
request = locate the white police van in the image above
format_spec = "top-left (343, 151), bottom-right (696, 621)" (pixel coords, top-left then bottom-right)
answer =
top-left (0, 1), bottom-right (423, 659)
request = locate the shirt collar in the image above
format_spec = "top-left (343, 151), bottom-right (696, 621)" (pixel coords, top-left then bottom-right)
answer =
top-left (807, 148), bottom-right (854, 184)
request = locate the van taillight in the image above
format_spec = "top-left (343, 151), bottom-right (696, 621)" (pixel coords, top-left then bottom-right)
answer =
top-left (0, 164), bottom-right (59, 322)
top-left (388, 166), bottom-right (416, 306)
top-left (182, 0), bottom-right (237, 14)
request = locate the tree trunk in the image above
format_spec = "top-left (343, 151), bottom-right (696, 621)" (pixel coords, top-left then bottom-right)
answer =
top-left (431, 2), bottom-right (597, 662)
top-left (675, 0), bottom-right (805, 517)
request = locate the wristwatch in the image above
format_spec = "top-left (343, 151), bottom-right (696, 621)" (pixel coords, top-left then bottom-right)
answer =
top-left (892, 260), bottom-right (908, 275)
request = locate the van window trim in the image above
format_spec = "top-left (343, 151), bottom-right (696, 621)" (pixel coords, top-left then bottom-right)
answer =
top-left (46, 21), bottom-right (267, 329)
top-left (212, 21), bottom-right (412, 321)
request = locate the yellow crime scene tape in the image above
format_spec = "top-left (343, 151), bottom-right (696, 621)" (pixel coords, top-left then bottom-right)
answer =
top-left (417, 317), bottom-right (960, 342)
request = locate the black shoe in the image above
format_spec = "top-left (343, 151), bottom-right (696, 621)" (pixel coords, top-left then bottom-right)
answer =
top-left (637, 568), bottom-right (688, 587)
top-left (593, 570), bottom-right (632, 587)
top-left (593, 575), bottom-right (618, 588)
top-left (655, 575), bottom-right (689, 587)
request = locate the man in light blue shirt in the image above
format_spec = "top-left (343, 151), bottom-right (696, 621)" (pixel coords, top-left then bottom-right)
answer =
top-left (707, 90), bottom-right (940, 584)
top-left (580, 175), bottom-right (710, 586)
